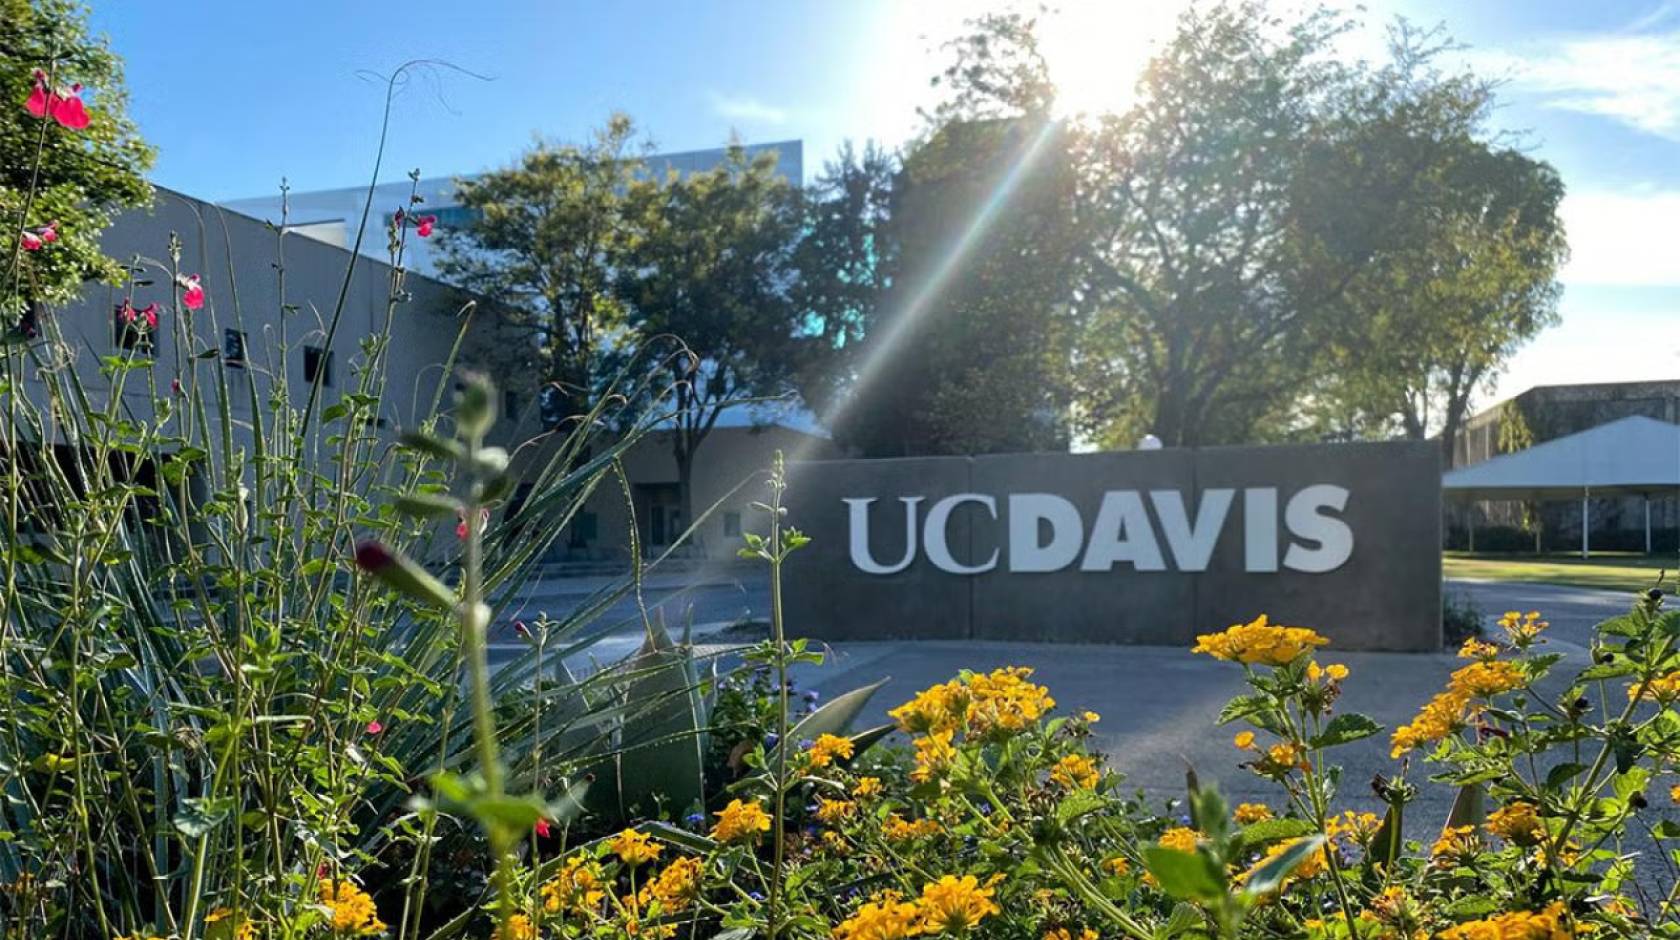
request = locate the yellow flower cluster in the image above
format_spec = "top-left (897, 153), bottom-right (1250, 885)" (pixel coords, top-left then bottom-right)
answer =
top-left (889, 680), bottom-right (970, 735)
top-left (817, 798), bottom-right (857, 824)
top-left (1391, 688), bottom-right (1475, 758)
top-left (853, 776), bottom-right (883, 798)
top-left (1629, 670), bottom-right (1680, 703)
top-left (639, 856), bottom-right (702, 913)
top-left (710, 799), bottom-right (771, 844)
top-left (204, 907), bottom-right (256, 940)
top-left (317, 879), bottom-right (385, 936)
top-left (965, 667), bottom-right (1056, 734)
top-left (541, 856), bottom-right (606, 916)
top-left (1486, 801), bottom-right (1545, 846)
top-left (888, 668), bottom-right (1055, 737)
top-left (1498, 610), bottom-right (1548, 645)
top-left (1438, 900), bottom-right (1571, 939)
top-left (1430, 825), bottom-right (1482, 866)
top-left (1157, 826), bottom-right (1199, 853)
top-left (914, 875), bottom-right (1001, 934)
top-left (1101, 855), bottom-right (1130, 876)
top-left (809, 733), bottom-right (855, 768)
top-left (910, 729), bottom-right (957, 783)
top-left (1049, 753), bottom-right (1099, 790)
top-left (1459, 638), bottom-right (1501, 661)
top-left (832, 891), bottom-right (921, 940)
top-left (611, 828), bottom-right (664, 866)
top-left (1234, 802), bottom-right (1273, 824)
top-left (1192, 615), bottom-right (1328, 666)
top-left (1043, 928), bottom-right (1098, 940)
top-left (1450, 660), bottom-right (1527, 698)
top-left (490, 913), bottom-right (536, 940)
top-left (882, 813), bottom-right (941, 842)
top-left (1238, 835), bottom-right (1327, 891)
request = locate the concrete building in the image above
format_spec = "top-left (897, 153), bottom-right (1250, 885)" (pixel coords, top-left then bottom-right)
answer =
top-left (219, 140), bottom-right (804, 280)
top-left (1450, 381), bottom-right (1680, 552)
top-left (12, 183), bottom-right (830, 568)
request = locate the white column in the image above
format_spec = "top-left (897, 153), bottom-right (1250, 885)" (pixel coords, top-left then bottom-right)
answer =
top-left (1468, 506), bottom-right (1476, 553)
top-left (1647, 496), bottom-right (1654, 555)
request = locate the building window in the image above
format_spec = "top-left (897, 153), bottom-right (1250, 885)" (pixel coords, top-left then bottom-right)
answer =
top-left (723, 511), bottom-right (742, 537)
top-left (568, 510), bottom-right (598, 548)
top-left (503, 388), bottom-right (520, 422)
top-left (7, 304), bottom-right (40, 341)
top-left (113, 304), bottom-right (153, 354)
top-left (303, 345), bottom-right (333, 387)
top-left (224, 328), bottom-right (247, 368)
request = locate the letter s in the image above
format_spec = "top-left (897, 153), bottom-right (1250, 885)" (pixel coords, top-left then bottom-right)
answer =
top-left (1283, 484), bottom-right (1353, 573)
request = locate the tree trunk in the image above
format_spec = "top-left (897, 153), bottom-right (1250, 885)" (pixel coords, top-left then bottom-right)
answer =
top-left (674, 442), bottom-right (696, 552)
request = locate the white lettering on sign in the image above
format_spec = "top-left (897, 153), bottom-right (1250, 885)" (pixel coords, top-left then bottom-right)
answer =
top-left (843, 486), bottom-right (1353, 575)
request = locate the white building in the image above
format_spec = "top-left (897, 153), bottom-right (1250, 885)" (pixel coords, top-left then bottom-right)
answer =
top-left (220, 140), bottom-right (804, 279)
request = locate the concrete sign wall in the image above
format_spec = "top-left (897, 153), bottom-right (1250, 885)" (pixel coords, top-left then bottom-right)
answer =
top-left (783, 441), bottom-right (1442, 651)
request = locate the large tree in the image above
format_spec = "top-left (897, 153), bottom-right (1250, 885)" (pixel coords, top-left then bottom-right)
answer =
top-left (2, 0), bottom-right (153, 323)
top-left (1074, 3), bottom-right (1354, 448)
top-left (1295, 30), bottom-right (1566, 462)
top-left (805, 12), bottom-right (1085, 457)
top-left (615, 144), bottom-right (803, 526)
top-left (436, 114), bottom-right (645, 426)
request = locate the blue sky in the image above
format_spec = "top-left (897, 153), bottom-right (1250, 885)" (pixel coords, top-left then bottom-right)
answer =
top-left (89, 1), bottom-right (1679, 411)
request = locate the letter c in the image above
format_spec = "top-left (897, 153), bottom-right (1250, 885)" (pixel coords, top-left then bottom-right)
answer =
top-left (924, 493), bottom-right (999, 575)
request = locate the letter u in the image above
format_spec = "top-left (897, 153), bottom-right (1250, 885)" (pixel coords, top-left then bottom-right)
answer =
top-left (844, 497), bottom-right (923, 574)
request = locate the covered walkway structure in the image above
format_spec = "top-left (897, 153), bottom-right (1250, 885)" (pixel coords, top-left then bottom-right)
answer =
top-left (1442, 415), bottom-right (1680, 559)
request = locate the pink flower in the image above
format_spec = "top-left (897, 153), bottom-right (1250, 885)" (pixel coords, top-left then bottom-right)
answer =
top-left (25, 70), bottom-right (48, 119)
top-left (50, 83), bottom-right (89, 130)
top-left (118, 300), bottom-right (136, 324)
top-left (20, 231), bottom-right (42, 251)
top-left (40, 221), bottom-right (57, 244)
top-left (179, 274), bottom-right (204, 311)
top-left (25, 71), bottom-right (89, 129)
top-left (534, 818), bottom-right (551, 838)
top-left (415, 215), bottom-right (437, 238)
top-left (454, 507), bottom-right (489, 540)
top-left (366, 720), bottom-right (384, 735)
top-left (514, 620), bottom-right (530, 638)
top-left (138, 303), bottom-right (158, 329)
top-left (171, 379), bottom-right (183, 395)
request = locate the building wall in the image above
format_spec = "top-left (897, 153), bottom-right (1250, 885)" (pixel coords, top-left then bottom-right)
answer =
top-left (1451, 381), bottom-right (1680, 551)
top-left (511, 424), bottom-right (843, 566)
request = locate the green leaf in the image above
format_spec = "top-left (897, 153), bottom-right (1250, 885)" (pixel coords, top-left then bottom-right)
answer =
top-left (1236, 817), bottom-right (1315, 850)
top-left (1366, 802), bottom-right (1403, 872)
top-left (1239, 834), bottom-right (1325, 898)
top-left (1143, 846), bottom-right (1225, 902)
top-left (174, 797), bottom-right (233, 838)
top-left (1216, 693), bottom-right (1270, 725)
top-left (642, 820), bottom-right (718, 854)
top-left (396, 492), bottom-right (461, 519)
top-left (1308, 713), bottom-right (1382, 749)
top-left (769, 678), bottom-right (889, 766)
top-left (1055, 790), bottom-right (1108, 824)
top-left (1444, 783), bottom-right (1484, 831)
top-left (1545, 762), bottom-right (1588, 790)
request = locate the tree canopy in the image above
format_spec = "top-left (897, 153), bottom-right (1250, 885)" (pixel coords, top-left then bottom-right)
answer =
top-left (3, 0), bottom-right (154, 322)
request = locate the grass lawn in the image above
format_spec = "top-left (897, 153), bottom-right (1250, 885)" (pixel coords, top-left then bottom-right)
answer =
top-left (1444, 551), bottom-right (1677, 593)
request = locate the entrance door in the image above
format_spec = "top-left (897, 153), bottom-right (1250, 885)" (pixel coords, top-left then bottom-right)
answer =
top-left (636, 482), bottom-right (683, 548)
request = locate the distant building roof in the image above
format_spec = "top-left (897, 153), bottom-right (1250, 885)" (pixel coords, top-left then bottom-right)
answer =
top-left (1444, 415), bottom-right (1680, 499)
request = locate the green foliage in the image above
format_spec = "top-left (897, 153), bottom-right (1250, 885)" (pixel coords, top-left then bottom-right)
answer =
top-left (2, 0), bottom-right (154, 319)
top-left (435, 114), bottom-right (645, 425)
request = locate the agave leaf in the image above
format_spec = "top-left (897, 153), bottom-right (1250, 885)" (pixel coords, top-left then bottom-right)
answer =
top-left (769, 678), bottom-right (890, 764)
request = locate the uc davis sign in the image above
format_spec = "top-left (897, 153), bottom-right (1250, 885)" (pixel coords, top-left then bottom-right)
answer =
top-left (783, 441), bottom-right (1441, 651)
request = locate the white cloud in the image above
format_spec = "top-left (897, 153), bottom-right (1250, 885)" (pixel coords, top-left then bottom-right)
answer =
top-left (1559, 188), bottom-right (1680, 286)
top-left (1472, 29), bottom-right (1680, 139)
top-left (708, 92), bottom-right (789, 125)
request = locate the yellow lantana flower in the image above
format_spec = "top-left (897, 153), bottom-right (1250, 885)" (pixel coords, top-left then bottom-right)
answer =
top-left (1049, 753), bottom-right (1099, 790)
top-left (610, 828), bottom-right (663, 866)
top-left (710, 799), bottom-right (771, 844)
top-left (834, 892), bottom-right (921, 940)
top-left (808, 733), bottom-right (855, 768)
top-left (1192, 615), bottom-right (1328, 666)
top-left (317, 879), bottom-right (385, 936)
top-left (914, 874), bottom-right (1000, 934)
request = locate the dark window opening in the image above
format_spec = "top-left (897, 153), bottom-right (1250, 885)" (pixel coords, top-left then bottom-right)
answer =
top-left (303, 346), bottom-right (333, 387)
top-left (224, 329), bottom-right (247, 368)
top-left (723, 511), bottom-right (742, 537)
top-left (113, 305), bottom-right (153, 354)
top-left (503, 388), bottom-right (521, 422)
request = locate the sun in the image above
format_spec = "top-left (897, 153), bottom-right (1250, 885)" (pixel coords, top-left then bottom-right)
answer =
top-left (1036, 1), bottom-right (1188, 119)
